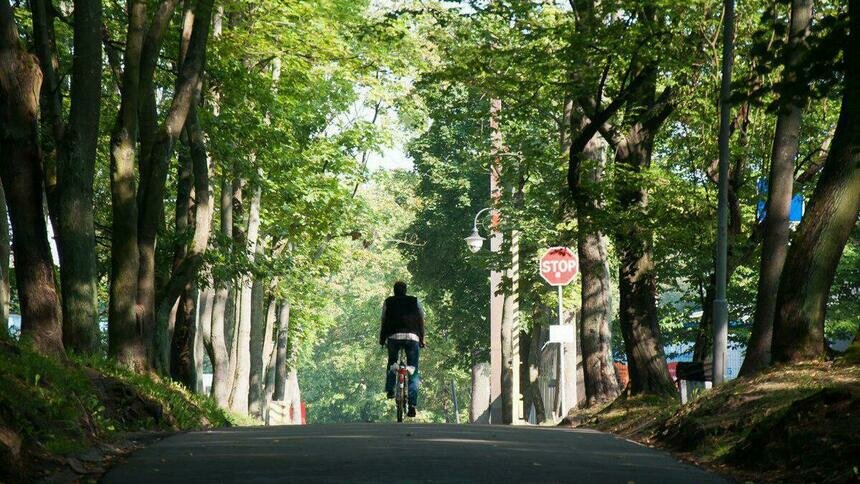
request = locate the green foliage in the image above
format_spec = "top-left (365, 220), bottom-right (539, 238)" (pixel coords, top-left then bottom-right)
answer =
top-left (300, 171), bottom-right (470, 423)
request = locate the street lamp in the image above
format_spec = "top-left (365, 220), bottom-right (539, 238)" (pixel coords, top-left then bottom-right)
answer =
top-left (464, 207), bottom-right (493, 253)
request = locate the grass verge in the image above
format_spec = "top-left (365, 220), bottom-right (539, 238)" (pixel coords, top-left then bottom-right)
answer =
top-left (0, 341), bottom-right (251, 482)
top-left (569, 359), bottom-right (859, 483)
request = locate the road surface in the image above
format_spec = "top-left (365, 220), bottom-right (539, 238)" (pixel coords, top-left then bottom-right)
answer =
top-left (102, 423), bottom-right (727, 483)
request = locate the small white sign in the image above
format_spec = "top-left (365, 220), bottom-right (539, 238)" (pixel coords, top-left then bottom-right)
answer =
top-left (549, 324), bottom-right (574, 343)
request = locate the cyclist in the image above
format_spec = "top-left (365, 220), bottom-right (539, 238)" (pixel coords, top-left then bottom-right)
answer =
top-left (379, 281), bottom-right (425, 417)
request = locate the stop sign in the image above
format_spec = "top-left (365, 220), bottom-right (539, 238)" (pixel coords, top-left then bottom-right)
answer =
top-left (539, 247), bottom-right (578, 286)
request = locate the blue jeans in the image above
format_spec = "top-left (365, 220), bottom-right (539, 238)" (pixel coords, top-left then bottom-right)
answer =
top-left (385, 339), bottom-right (420, 407)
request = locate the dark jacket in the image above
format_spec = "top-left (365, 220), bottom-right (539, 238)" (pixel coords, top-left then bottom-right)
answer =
top-left (379, 295), bottom-right (425, 345)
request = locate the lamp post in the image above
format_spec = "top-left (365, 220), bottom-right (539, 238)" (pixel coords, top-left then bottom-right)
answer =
top-left (464, 207), bottom-right (493, 253)
top-left (713, 0), bottom-right (735, 386)
top-left (465, 207), bottom-right (520, 425)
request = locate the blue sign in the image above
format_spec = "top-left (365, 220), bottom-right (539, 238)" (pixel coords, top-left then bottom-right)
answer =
top-left (756, 179), bottom-right (804, 223)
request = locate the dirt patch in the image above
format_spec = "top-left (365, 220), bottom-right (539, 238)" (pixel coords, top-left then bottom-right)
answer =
top-left (726, 388), bottom-right (859, 483)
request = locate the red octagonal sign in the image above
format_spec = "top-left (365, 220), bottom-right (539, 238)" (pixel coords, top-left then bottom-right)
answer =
top-left (539, 246), bottom-right (579, 286)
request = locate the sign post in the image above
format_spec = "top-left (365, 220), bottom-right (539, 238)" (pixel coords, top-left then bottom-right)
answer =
top-left (539, 247), bottom-right (579, 418)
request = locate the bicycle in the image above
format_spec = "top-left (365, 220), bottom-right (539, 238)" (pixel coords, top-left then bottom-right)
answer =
top-left (391, 348), bottom-right (415, 423)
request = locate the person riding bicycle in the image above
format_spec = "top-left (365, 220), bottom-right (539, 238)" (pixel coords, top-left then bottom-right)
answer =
top-left (379, 281), bottom-right (425, 417)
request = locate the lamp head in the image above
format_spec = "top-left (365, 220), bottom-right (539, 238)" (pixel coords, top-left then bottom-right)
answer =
top-left (464, 228), bottom-right (485, 253)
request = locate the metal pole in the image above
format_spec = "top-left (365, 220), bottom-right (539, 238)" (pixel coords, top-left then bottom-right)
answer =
top-left (451, 379), bottom-right (460, 424)
top-left (558, 284), bottom-right (565, 417)
top-left (713, 0), bottom-right (735, 386)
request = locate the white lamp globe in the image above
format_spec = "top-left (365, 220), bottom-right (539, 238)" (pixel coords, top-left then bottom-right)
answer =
top-left (464, 229), bottom-right (485, 253)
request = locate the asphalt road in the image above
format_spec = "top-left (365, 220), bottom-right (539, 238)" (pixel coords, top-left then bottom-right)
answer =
top-left (101, 423), bottom-right (727, 483)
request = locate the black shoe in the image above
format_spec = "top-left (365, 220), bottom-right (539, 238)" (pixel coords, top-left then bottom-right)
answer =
top-left (386, 391), bottom-right (394, 399)
top-left (407, 406), bottom-right (416, 417)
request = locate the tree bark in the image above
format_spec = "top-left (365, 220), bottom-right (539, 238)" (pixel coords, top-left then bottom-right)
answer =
top-left (0, 188), bottom-right (9, 340)
top-left (210, 176), bottom-right (233, 407)
top-left (274, 301), bottom-right (290, 401)
top-left (55, 0), bottom-right (102, 354)
top-left (0, 2), bottom-right (64, 357)
top-left (500, 286), bottom-right (515, 423)
top-left (256, 296), bottom-right (276, 416)
top-left (164, 102), bottom-right (213, 386)
top-left (570, 121), bottom-right (619, 406)
top-left (229, 175), bottom-right (260, 414)
top-left (247, 279), bottom-right (269, 417)
top-left (139, 0), bottom-right (214, 371)
top-left (198, 284), bottom-right (215, 373)
top-left (225, 177), bottom-right (243, 401)
top-left (28, 0), bottom-right (63, 221)
top-left (108, 0), bottom-right (146, 369)
top-left (772, 1), bottom-right (860, 363)
top-left (166, 144), bottom-right (194, 375)
top-left (523, 320), bottom-right (545, 423)
top-left (611, 66), bottom-right (676, 396)
top-left (742, 0), bottom-right (814, 376)
top-left (170, 282), bottom-right (197, 388)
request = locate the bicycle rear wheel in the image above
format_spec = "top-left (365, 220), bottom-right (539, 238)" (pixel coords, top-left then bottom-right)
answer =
top-left (396, 377), bottom-right (406, 422)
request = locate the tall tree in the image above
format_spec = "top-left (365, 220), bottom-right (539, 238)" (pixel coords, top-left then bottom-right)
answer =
top-left (230, 174), bottom-right (261, 413)
top-left (107, 0), bottom-right (146, 368)
top-left (108, 0), bottom-right (214, 369)
top-left (0, 191), bottom-right (9, 341)
top-left (273, 301), bottom-right (290, 401)
top-left (210, 175), bottom-right (234, 406)
top-left (772, 0), bottom-right (860, 362)
top-left (572, 128), bottom-right (619, 405)
top-left (0, 0), bottom-right (64, 357)
top-left (742, 0), bottom-right (815, 376)
top-left (606, 64), bottom-right (676, 396)
top-left (28, 0), bottom-right (103, 354)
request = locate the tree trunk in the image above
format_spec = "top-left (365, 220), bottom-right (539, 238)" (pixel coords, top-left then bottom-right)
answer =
top-left (0, 4), bottom-right (64, 357)
top-left (210, 176), bottom-right (233, 407)
top-left (56, 0), bottom-right (102, 354)
top-left (262, 330), bottom-right (277, 422)
top-left (574, 128), bottom-right (619, 406)
top-left (500, 286), bottom-right (514, 423)
top-left (284, 329), bottom-right (302, 424)
top-left (198, 285), bottom-right (215, 374)
top-left (258, 298), bottom-right (276, 417)
top-left (165, 103), bottom-right (213, 386)
top-left (170, 283), bottom-right (197, 388)
top-left (524, 320), bottom-right (545, 423)
top-left (108, 0), bottom-right (146, 369)
top-left (693, 277), bottom-right (716, 362)
top-left (247, 279), bottom-right (268, 417)
top-left (28, 0), bottom-right (62, 223)
top-left (612, 70), bottom-right (676, 397)
top-left (0, 189), bottom-right (9, 340)
top-left (470, 362), bottom-right (491, 423)
top-left (166, 145), bottom-right (194, 375)
top-left (192, 288), bottom-right (205, 393)
top-left (28, 0), bottom-right (102, 355)
top-left (139, 0), bottom-right (214, 371)
top-left (742, 0), bottom-right (814, 376)
top-left (229, 176), bottom-right (260, 414)
top-left (772, 1), bottom-right (860, 363)
top-left (226, 176), bottom-right (243, 396)
top-left (274, 301), bottom-right (290, 401)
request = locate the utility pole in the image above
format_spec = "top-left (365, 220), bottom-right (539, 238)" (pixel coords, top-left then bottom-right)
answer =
top-left (713, 0), bottom-right (735, 385)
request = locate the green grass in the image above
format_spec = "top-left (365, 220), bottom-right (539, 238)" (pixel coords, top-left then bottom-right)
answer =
top-left (0, 341), bottom-right (247, 480)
